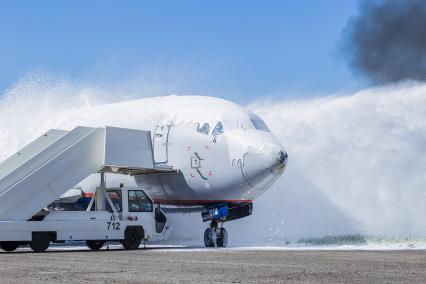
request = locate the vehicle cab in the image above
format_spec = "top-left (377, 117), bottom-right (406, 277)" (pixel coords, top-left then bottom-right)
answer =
top-left (0, 185), bottom-right (169, 253)
top-left (104, 186), bottom-right (168, 238)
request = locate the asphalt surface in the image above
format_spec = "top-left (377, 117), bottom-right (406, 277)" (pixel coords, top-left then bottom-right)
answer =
top-left (0, 247), bottom-right (425, 283)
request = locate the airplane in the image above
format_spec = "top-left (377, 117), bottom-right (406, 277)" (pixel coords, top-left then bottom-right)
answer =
top-left (46, 95), bottom-right (288, 247)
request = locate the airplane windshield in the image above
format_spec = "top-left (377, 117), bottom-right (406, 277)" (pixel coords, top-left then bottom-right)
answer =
top-left (197, 123), bottom-right (210, 135)
top-left (212, 122), bottom-right (224, 136)
top-left (250, 114), bottom-right (270, 132)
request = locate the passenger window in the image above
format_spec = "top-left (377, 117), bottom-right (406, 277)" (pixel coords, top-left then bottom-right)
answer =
top-left (105, 191), bottom-right (122, 212)
top-left (212, 122), bottom-right (224, 136)
top-left (197, 123), bottom-right (210, 135)
top-left (128, 190), bottom-right (153, 212)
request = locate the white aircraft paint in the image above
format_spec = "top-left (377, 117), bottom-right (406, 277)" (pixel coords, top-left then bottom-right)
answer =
top-left (39, 95), bottom-right (287, 205)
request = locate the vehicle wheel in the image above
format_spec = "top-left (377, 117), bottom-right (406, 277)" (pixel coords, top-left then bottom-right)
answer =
top-left (0, 241), bottom-right (19, 252)
top-left (86, 240), bottom-right (106, 251)
top-left (30, 232), bottom-right (51, 252)
top-left (216, 228), bottom-right (228, 247)
top-left (204, 228), bottom-right (216, 247)
top-left (122, 230), bottom-right (142, 250)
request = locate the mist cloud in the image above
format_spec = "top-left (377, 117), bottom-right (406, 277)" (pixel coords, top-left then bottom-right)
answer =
top-left (1, 75), bottom-right (425, 245)
top-left (248, 83), bottom-right (426, 242)
top-left (342, 0), bottom-right (426, 83)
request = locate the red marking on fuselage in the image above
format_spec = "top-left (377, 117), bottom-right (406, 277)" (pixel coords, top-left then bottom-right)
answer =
top-left (153, 199), bottom-right (253, 205)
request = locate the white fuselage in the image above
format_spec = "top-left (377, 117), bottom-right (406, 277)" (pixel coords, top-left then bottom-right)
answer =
top-left (42, 96), bottom-right (287, 205)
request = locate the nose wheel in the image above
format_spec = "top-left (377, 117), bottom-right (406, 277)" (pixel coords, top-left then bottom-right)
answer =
top-left (204, 220), bottom-right (228, 247)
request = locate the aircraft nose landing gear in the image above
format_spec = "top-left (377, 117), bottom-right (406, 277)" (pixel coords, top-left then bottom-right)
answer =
top-left (204, 227), bottom-right (216, 247)
top-left (216, 227), bottom-right (228, 247)
top-left (204, 219), bottom-right (228, 247)
top-left (202, 202), bottom-right (253, 247)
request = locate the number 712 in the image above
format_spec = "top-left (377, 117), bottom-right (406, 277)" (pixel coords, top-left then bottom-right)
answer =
top-left (107, 221), bottom-right (120, 230)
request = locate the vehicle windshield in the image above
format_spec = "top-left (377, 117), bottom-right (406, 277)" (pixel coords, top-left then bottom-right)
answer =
top-left (128, 190), bottom-right (153, 212)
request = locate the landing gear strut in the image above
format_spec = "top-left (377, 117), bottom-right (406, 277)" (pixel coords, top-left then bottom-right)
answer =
top-left (204, 219), bottom-right (228, 247)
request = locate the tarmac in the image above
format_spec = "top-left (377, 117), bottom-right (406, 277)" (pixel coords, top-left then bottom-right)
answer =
top-left (0, 246), bottom-right (425, 283)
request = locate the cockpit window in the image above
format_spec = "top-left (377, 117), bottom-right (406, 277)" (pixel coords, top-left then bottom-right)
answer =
top-left (212, 122), bottom-right (224, 136)
top-left (250, 114), bottom-right (270, 132)
top-left (197, 123), bottom-right (210, 135)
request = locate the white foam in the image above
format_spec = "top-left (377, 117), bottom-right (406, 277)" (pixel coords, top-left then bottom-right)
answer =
top-left (0, 76), bottom-right (425, 246)
top-left (246, 83), bottom-right (426, 241)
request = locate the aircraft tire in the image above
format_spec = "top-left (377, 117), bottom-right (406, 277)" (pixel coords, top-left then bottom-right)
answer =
top-left (204, 228), bottom-right (216, 247)
top-left (86, 240), bottom-right (106, 251)
top-left (0, 241), bottom-right (19, 252)
top-left (30, 232), bottom-right (51, 253)
top-left (216, 228), bottom-right (228, 247)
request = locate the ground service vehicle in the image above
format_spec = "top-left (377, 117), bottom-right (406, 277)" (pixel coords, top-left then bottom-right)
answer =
top-left (0, 126), bottom-right (168, 252)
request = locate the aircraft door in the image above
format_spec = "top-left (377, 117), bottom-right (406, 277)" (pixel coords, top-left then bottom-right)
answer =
top-left (153, 123), bottom-right (173, 165)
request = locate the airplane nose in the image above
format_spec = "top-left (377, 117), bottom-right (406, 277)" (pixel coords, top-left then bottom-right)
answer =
top-left (241, 148), bottom-right (287, 191)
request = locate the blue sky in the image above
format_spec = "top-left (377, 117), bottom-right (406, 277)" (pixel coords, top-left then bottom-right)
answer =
top-left (0, 1), bottom-right (361, 103)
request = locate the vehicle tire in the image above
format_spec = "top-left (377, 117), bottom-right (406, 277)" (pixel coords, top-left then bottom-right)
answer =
top-left (204, 228), bottom-right (216, 247)
top-left (30, 232), bottom-right (51, 253)
top-left (86, 240), bottom-right (105, 251)
top-left (122, 230), bottom-right (142, 250)
top-left (0, 241), bottom-right (19, 252)
top-left (216, 228), bottom-right (228, 247)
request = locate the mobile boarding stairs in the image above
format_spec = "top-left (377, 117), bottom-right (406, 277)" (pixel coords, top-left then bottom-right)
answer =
top-left (0, 126), bottom-right (170, 252)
